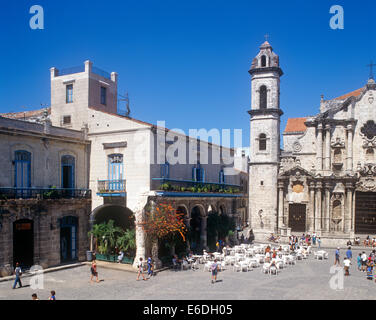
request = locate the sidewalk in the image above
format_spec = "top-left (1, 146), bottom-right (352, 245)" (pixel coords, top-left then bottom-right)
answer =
top-left (0, 262), bottom-right (84, 283)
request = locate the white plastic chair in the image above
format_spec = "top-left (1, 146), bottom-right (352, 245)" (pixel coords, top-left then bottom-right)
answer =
top-left (233, 262), bottom-right (241, 272)
top-left (262, 263), bottom-right (271, 274)
top-left (203, 262), bottom-right (212, 272)
top-left (270, 265), bottom-right (278, 275)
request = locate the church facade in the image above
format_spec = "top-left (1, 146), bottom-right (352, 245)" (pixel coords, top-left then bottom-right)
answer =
top-left (249, 40), bottom-right (376, 245)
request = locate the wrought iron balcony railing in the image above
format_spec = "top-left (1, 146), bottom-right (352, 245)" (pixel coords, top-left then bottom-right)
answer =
top-left (97, 180), bottom-right (126, 196)
top-left (0, 188), bottom-right (91, 200)
top-left (151, 178), bottom-right (243, 194)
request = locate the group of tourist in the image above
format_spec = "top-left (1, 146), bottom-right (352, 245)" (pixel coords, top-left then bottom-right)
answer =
top-left (333, 244), bottom-right (376, 283)
top-left (288, 233), bottom-right (321, 249)
top-left (356, 249), bottom-right (376, 282)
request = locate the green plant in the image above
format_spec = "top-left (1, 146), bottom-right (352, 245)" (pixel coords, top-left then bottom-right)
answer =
top-left (116, 228), bottom-right (136, 254)
top-left (88, 220), bottom-right (123, 254)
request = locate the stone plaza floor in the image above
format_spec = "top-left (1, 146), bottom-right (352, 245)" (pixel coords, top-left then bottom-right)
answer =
top-left (0, 248), bottom-right (375, 300)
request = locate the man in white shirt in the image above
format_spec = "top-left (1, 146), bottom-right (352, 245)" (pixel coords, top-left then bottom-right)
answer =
top-left (343, 257), bottom-right (351, 276)
top-left (361, 252), bottom-right (367, 272)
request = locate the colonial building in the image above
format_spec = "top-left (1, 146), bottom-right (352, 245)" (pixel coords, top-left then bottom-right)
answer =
top-left (248, 40), bottom-right (376, 245)
top-left (48, 60), bottom-right (248, 265)
top-left (1, 60), bottom-right (248, 270)
top-left (0, 115), bottom-right (91, 276)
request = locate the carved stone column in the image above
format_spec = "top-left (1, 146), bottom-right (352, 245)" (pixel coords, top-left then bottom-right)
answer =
top-left (308, 182), bottom-right (316, 232)
top-left (324, 182), bottom-right (332, 232)
top-left (345, 183), bottom-right (354, 233)
top-left (315, 182), bottom-right (322, 232)
top-left (346, 124), bottom-right (353, 172)
top-left (325, 124), bottom-right (331, 171)
top-left (316, 124), bottom-right (323, 171)
top-left (278, 181), bottom-right (285, 230)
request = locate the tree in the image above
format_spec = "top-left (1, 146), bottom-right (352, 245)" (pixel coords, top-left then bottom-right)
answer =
top-left (141, 203), bottom-right (187, 265)
top-left (141, 203), bottom-right (187, 241)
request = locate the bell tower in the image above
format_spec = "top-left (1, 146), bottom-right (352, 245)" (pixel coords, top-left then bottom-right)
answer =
top-left (248, 40), bottom-right (283, 240)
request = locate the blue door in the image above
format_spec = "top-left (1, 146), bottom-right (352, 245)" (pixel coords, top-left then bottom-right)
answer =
top-left (62, 155), bottom-right (75, 196)
top-left (60, 216), bottom-right (78, 262)
top-left (14, 151), bottom-right (31, 198)
top-left (108, 154), bottom-right (124, 191)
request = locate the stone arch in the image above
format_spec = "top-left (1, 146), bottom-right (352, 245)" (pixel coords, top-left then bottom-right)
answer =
top-left (91, 204), bottom-right (135, 230)
top-left (189, 205), bottom-right (206, 252)
top-left (219, 204), bottom-right (227, 215)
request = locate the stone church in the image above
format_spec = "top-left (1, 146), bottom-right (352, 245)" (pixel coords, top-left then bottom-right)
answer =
top-left (248, 40), bottom-right (376, 245)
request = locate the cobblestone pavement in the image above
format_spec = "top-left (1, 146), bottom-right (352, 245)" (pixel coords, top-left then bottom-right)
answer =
top-left (0, 248), bottom-right (375, 300)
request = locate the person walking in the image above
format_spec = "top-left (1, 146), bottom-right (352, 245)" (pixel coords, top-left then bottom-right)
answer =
top-left (317, 237), bottom-right (321, 249)
top-left (346, 247), bottom-right (352, 261)
top-left (147, 256), bottom-right (153, 279)
top-left (334, 247), bottom-right (340, 266)
top-left (211, 259), bottom-right (219, 284)
top-left (343, 257), bottom-right (351, 276)
top-left (361, 251), bottom-right (367, 272)
top-left (366, 258), bottom-right (374, 280)
top-left (49, 290), bottom-right (56, 300)
top-left (357, 253), bottom-right (362, 271)
top-left (136, 257), bottom-right (147, 281)
top-left (312, 233), bottom-right (317, 246)
top-left (90, 260), bottom-right (99, 283)
top-left (12, 262), bottom-right (22, 289)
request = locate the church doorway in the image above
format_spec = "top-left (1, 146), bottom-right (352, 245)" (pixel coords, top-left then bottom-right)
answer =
top-left (13, 219), bottom-right (34, 268)
top-left (288, 204), bottom-right (306, 233)
top-left (355, 192), bottom-right (376, 234)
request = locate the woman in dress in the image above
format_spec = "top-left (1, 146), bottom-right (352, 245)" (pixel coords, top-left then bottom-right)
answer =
top-left (90, 259), bottom-right (99, 283)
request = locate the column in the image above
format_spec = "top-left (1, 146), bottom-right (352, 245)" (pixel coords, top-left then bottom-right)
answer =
top-left (200, 216), bottom-right (207, 250)
top-left (308, 182), bottom-right (316, 232)
top-left (278, 181), bottom-right (285, 230)
top-left (346, 125), bottom-right (353, 172)
top-left (324, 182), bottom-right (332, 232)
top-left (316, 124), bottom-right (323, 171)
top-left (315, 182), bottom-right (322, 232)
top-left (345, 183), bottom-right (354, 233)
top-left (325, 124), bottom-right (331, 171)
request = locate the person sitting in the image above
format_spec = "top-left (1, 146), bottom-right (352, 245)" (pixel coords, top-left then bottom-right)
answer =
top-left (172, 255), bottom-right (181, 271)
top-left (354, 237), bottom-right (360, 245)
top-left (117, 250), bottom-right (124, 263)
top-left (181, 257), bottom-right (189, 270)
top-left (346, 240), bottom-right (352, 247)
top-left (364, 236), bottom-right (370, 247)
top-left (265, 251), bottom-right (271, 263)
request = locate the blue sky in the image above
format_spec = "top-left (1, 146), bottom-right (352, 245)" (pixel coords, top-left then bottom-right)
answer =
top-left (1, 0), bottom-right (375, 147)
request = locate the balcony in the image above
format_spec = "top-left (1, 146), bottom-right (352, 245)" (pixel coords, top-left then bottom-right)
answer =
top-left (97, 180), bottom-right (126, 197)
top-left (151, 178), bottom-right (244, 198)
top-left (0, 188), bottom-right (91, 200)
